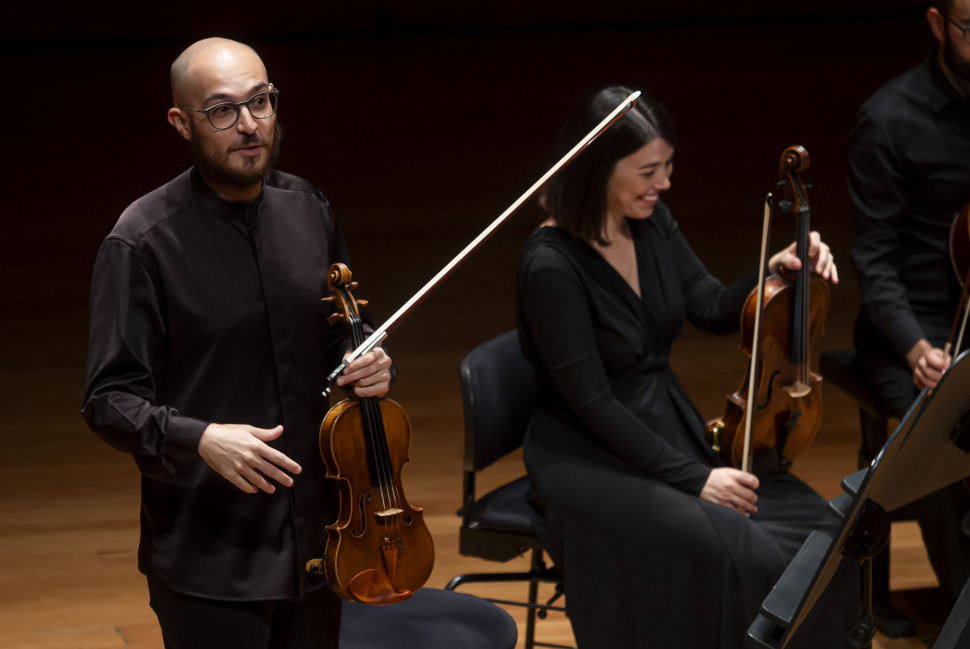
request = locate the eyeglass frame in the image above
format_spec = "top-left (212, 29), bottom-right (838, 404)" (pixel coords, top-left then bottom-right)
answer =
top-left (179, 85), bottom-right (280, 131)
top-left (945, 15), bottom-right (970, 44)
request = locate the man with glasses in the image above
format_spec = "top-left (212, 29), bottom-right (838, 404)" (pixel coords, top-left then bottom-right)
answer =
top-left (82, 37), bottom-right (391, 648)
top-left (847, 0), bottom-right (970, 610)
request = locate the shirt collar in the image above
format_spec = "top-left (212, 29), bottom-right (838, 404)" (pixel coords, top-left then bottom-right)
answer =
top-left (188, 165), bottom-right (264, 221)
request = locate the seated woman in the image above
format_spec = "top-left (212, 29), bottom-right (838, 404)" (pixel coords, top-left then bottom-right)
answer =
top-left (515, 85), bottom-right (857, 648)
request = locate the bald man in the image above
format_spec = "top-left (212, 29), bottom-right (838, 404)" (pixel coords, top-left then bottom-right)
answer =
top-left (82, 38), bottom-right (391, 648)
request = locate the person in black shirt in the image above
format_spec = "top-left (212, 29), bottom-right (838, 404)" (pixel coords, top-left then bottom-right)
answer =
top-left (848, 0), bottom-right (970, 603)
top-left (82, 37), bottom-right (391, 649)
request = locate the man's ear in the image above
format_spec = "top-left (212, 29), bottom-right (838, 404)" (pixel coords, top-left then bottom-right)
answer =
top-left (167, 107), bottom-right (192, 142)
top-left (928, 7), bottom-right (946, 43)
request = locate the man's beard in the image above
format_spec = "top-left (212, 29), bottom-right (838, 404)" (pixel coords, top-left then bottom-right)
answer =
top-left (190, 120), bottom-right (283, 191)
top-left (943, 29), bottom-right (970, 82)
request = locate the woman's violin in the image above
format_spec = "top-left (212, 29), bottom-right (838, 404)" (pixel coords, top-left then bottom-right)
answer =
top-left (306, 263), bottom-right (434, 605)
top-left (706, 146), bottom-right (830, 475)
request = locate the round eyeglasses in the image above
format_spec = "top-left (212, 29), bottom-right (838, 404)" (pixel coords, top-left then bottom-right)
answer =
top-left (180, 86), bottom-right (280, 130)
top-left (946, 16), bottom-right (970, 45)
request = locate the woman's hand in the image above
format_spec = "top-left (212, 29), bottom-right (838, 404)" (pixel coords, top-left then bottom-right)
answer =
top-left (767, 231), bottom-right (839, 285)
top-left (700, 467), bottom-right (759, 516)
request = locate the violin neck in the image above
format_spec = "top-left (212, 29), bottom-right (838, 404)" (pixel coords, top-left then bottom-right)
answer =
top-left (346, 303), bottom-right (393, 489)
top-left (790, 204), bottom-right (811, 384)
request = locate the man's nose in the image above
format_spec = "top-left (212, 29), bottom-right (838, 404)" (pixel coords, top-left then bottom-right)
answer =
top-left (236, 107), bottom-right (258, 134)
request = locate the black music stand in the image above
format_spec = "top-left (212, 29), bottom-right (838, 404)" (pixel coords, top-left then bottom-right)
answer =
top-left (747, 350), bottom-right (970, 649)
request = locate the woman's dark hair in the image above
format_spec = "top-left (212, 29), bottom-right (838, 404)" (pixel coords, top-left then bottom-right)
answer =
top-left (543, 85), bottom-right (675, 245)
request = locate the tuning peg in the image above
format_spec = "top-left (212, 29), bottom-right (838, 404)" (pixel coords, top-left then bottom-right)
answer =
top-left (357, 299), bottom-right (369, 307)
top-left (321, 296), bottom-right (335, 302)
top-left (349, 282), bottom-right (359, 290)
top-left (328, 314), bottom-right (344, 325)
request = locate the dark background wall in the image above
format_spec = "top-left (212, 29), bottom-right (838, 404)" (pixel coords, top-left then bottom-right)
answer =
top-left (1, 2), bottom-right (938, 383)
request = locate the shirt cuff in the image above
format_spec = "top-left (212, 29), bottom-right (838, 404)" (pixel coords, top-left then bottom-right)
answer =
top-left (162, 415), bottom-right (210, 459)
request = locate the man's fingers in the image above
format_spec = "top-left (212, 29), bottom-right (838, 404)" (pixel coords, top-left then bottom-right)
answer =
top-left (240, 465), bottom-right (276, 494)
top-left (338, 349), bottom-right (391, 386)
top-left (226, 472), bottom-right (258, 494)
top-left (262, 446), bottom-right (302, 475)
top-left (249, 424), bottom-right (284, 441)
top-left (253, 455), bottom-right (297, 487)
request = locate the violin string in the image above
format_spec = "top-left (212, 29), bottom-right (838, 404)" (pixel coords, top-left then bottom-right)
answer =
top-left (347, 294), bottom-right (402, 521)
top-left (802, 214), bottom-right (810, 387)
top-left (345, 292), bottom-right (392, 513)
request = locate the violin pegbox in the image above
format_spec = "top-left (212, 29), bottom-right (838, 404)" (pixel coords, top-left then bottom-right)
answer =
top-left (322, 263), bottom-right (369, 326)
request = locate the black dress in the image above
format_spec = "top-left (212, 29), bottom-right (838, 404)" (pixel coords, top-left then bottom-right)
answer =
top-left (515, 204), bottom-right (857, 648)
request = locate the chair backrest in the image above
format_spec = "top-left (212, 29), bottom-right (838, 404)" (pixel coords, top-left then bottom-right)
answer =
top-left (459, 330), bottom-right (539, 473)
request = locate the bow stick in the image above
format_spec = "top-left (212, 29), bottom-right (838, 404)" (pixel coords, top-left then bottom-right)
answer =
top-left (323, 90), bottom-right (641, 395)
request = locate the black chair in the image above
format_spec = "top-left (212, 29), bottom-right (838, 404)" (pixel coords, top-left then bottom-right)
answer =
top-left (820, 348), bottom-right (917, 638)
top-left (445, 331), bottom-right (570, 649)
top-left (340, 587), bottom-right (517, 649)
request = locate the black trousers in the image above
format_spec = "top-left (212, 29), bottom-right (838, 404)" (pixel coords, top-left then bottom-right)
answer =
top-left (855, 312), bottom-right (970, 602)
top-left (147, 576), bottom-right (342, 649)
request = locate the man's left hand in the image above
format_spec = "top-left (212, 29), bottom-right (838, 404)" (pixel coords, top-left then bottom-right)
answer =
top-left (336, 347), bottom-right (392, 398)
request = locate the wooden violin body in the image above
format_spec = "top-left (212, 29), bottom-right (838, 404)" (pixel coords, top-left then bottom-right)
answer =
top-left (319, 396), bottom-right (433, 604)
top-left (709, 272), bottom-right (829, 470)
top-left (307, 263), bottom-right (433, 605)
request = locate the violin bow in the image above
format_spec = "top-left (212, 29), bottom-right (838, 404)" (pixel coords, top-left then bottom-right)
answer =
top-left (323, 90), bottom-right (642, 395)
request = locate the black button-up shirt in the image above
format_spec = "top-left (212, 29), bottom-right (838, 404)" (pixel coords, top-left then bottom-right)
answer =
top-left (83, 166), bottom-right (352, 600)
top-left (848, 50), bottom-right (970, 358)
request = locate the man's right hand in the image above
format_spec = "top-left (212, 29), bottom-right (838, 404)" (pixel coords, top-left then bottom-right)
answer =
top-left (198, 423), bottom-right (302, 494)
top-left (907, 339), bottom-right (952, 390)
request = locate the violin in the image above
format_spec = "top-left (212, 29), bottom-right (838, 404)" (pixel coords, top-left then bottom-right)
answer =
top-left (706, 146), bottom-right (830, 475)
top-left (306, 263), bottom-right (434, 605)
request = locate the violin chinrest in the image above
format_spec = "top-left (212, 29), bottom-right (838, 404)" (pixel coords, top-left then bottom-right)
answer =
top-left (349, 568), bottom-right (413, 605)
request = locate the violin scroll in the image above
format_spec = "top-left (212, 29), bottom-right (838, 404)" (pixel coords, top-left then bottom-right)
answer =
top-left (322, 263), bottom-right (369, 326)
top-left (779, 145), bottom-right (810, 176)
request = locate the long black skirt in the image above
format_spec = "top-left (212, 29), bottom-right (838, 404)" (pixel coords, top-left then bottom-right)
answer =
top-left (526, 438), bottom-right (860, 649)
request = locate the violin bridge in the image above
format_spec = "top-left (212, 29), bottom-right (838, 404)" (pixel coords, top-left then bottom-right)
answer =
top-left (785, 382), bottom-right (811, 398)
top-left (375, 507), bottom-right (405, 519)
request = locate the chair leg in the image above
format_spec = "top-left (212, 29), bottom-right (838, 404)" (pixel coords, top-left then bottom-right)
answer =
top-left (525, 548), bottom-right (542, 649)
top-left (525, 575), bottom-right (538, 649)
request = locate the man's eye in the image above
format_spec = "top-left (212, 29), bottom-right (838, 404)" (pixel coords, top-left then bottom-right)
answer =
top-left (211, 104), bottom-right (233, 115)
